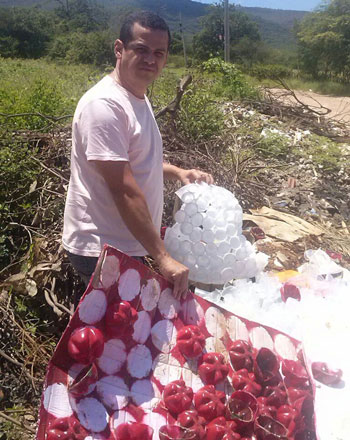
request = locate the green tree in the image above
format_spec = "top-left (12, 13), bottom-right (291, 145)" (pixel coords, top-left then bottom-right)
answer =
top-left (296, 0), bottom-right (350, 79)
top-left (54, 0), bottom-right (108, 33)
top-left (170, 32), bottom-right (183, 55)
top-left (49, 30), bottom-right (115, 65)
top-left (0, 7), bottom-right (56, 58)
top-left (193, 3), bottom-right (260, 61)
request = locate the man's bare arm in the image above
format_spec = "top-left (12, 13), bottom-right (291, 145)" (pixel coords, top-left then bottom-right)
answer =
top-left (93, 160), bottom-right (189, 299)
top-left (163, 163), bottom-right (214, 184)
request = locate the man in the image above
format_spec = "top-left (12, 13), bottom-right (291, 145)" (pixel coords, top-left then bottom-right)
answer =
top-left (63, 11), bottom-right (213, 302)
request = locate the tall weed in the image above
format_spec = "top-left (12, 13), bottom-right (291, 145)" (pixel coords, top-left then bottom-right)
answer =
top-left (0, 58), bottom-right (103, 130)
top-left (200, 57), bottom-right (259, 100)
top-left (178, 80), bottom-right (225, 140)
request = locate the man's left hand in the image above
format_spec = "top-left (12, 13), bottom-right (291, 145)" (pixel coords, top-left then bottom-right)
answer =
top-left (178, 168), bottom-right (214, 185)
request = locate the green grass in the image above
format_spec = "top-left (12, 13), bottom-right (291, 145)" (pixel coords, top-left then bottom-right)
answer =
top-left (0, 58), bottom-right (104, 130)
top-left (0, 57), bottom-right (193, 130)
top-left (0, 56), bottom-right (259, 140)
top-left (165, 54), bottom-right (189, 71)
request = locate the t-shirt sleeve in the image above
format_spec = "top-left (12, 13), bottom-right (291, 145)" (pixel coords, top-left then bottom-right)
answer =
top-left (80, 98), bottom-right (130, 162)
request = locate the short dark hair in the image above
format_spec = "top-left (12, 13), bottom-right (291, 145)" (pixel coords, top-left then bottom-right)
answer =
top-left (120, 11), bottom-right (171, 49)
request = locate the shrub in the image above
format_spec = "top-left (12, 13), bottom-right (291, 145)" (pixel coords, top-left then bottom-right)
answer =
top-left (200, 57), bottom-right (258, 100)
top-left (200, 57), bottom-right (238, 76)
top-left (177, 79), bottom-right (225, 140)
top-left (0, 58), bottom-right (102, 130)
top-left (0, 135), bottom-right (41, 268)
top-left (0, 7), bottom-right (55, 58)
top-left (297, 134), bottom-right (343, 173)
top-left (256, 130), bottom-right (291, 158)
top-left (250, 63), bottom-right (291, 80)
top-left (49, 31), bottom-right (115, 66)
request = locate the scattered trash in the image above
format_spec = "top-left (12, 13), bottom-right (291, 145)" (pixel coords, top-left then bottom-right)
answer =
top-left (273, 200), bottom-right (288, 208)
top-left (243, 207), bottom-right (324, 242)
top-left (195, 248), bottom-right (350, 440)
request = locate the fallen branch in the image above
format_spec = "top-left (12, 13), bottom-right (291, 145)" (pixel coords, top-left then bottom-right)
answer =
top-left (31, 156), bottom-right (69, 182)
top-left (266, 79), bottom-right (331, 116)
top-left (0, 349), bottom-right (24, 368)
top-left (44, 277), bottom-right (73, 316)
top-left (155, 75), bottom-right (192, 119)
top-left (0, 349), bottom-right (39, 384)
top-left (0, 410), bottom-right (36, 434)
top-left (0, 111), bottom-right (72, 123)
top-left (0, 304), bottom-right (51, 361)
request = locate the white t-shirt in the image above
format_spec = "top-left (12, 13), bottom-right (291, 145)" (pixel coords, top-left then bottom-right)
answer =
top-left (62, 75), bottom-right (164, 257)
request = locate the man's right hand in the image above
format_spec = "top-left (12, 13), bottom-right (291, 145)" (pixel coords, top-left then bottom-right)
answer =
top-left (157, 254), bottom-right (189, 300)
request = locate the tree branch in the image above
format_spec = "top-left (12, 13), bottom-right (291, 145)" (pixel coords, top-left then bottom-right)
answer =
top-left (0, 410), bottom-right (36, 434)
top-left (155, 75), bottom-right (192, 119)
top-left (0, 112), bottom-right (72, 123)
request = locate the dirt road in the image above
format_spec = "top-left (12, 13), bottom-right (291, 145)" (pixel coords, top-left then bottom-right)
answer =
top-left (270, 88), bottom-right (350, 124)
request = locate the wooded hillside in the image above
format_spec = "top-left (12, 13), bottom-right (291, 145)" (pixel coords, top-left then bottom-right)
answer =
top-left (0, 0), bottom-right (307, 49)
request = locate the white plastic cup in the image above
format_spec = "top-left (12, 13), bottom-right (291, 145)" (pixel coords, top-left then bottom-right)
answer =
top-left (190, 227), bottom-right (202, 242)
top-left (202, 216), bottom-right (215, 230)
top-left (239, 235), bottom-right (247, 246)
top-left (182, 192), bottom-right (194, 203)
top-left (234, 260), bottom-right (246, 278)
top-left (224, 253), bottom-right (236, 266)
top-left (215, 216), bottom-right (226, 228)
top-left (196, 268), bottom-right (209, 283)
top-left (210, 257), bottom-right (224, 270)
top-left (197, 255), bottom-right (210, 267)
top-left (171, 223), bottom-right (182, 238)
top-left (189, 267), bottom-right (198, 280)
top-left (245, 258), bottom-right (257, 277)
top-left (206, 242), bottom-right (217, 255)
top-left (224, 209), bottom-right (235, 219)
top-left (236, 247), bottom-right (247, 260)
top-left (166, 227), bottom-right (177, 240)
top-left (202, 229), bottom-right (215, 243)
top-left (168, 238), bottom-right (180, 252)
top-left (230, 236), bottom-right (241, 249)
top-left (206, 208), bottom-right (216, 218)
top-left (180, 222), bottom-right (193, 235)
top-left (174, 210), bottom-right (186, 223)
top-left (196, 196), bottom-right (209, 212)
top-left (226, 224), bottom-right (237, 237)
top-left (180, 240), bottom-right (192, 253)
top-left (184, 254), bottom-right (197, 268)
top-left (221, 267), bottom-right (235, 283)
top-left (215, 228), bottom-right (227, 241)
top-left (173, 252), bottom-right (185, 263)
top-left (191, 213), bottom-right (203, 227)
top-left (193, 242), bottom-right (205, 256)
top-left (184, 202), bottom-right (197, 216)
top-left (244, 241), bottom-right (254, 256)
top-left (217, 241), bottom-right (230, 256)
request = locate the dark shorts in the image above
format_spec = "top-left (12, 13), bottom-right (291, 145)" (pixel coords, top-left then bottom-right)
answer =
top-left (66, 251), bottom-right (99, 287)
top-left (66, 251), bottom-right (145, 307)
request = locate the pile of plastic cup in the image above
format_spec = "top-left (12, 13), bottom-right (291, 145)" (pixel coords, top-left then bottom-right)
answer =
top-left (164, 183), bottom-right (267, 284)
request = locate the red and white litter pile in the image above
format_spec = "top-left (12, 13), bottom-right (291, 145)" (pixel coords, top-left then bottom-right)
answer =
top-left (196, 250), bottom-right (350, 440)
top-left (37, 246), bottom-right (319, 440)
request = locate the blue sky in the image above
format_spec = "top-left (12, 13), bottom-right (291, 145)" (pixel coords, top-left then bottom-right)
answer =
top-left (196, 0), bottom-right (322, 11)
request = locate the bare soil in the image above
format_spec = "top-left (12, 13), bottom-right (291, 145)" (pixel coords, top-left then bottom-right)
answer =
top-left (270, 88), bottom-right (350, 123)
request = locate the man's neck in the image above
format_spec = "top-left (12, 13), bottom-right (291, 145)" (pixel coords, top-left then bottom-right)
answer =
top-left (113, 68), bottom-right (146, 99)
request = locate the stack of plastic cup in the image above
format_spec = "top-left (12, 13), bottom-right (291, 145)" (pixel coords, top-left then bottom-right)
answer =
top-left (164, 183), bottom-right (267, 284)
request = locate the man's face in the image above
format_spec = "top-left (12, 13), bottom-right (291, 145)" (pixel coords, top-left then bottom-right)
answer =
top-left (115, 22), bottom-right (169, 91)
